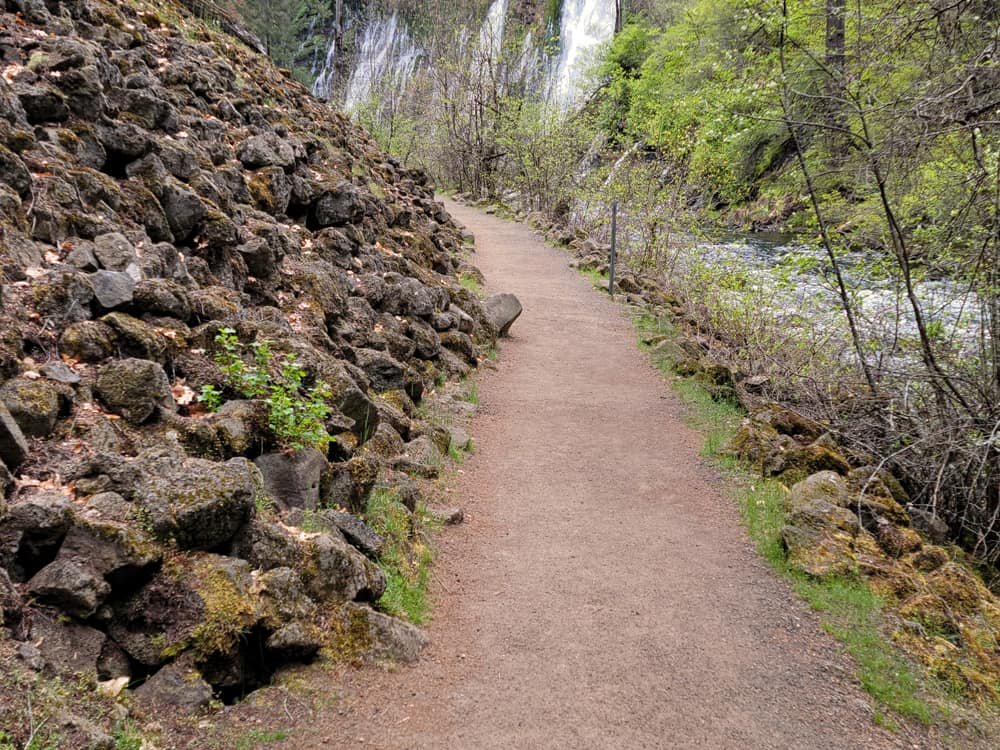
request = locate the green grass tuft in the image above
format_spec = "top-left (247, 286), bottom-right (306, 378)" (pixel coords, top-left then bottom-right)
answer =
top-left (628, 307), bottom-right (936, 727)
top-left (365, 488), bottom-right (434, 624)
top-left (459, 273), bottom-right (484, 297)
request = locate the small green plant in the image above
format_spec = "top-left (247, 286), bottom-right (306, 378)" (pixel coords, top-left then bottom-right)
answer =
top-left (199, 328), bottom-right (333, 451)
top-left (234, 728), bottom-right (290, 750)
top-left (113, 721), bottom-right (144, 750)
top-left (460, 379), bottom-right (479, 405)
top-left (365, 488), bottom-right (433, 624)
top-left (459, 273), bottom-right (484, 297)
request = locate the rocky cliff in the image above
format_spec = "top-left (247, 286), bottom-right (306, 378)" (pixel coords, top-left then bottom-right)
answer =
top-left (0, 0), bottom-right (501, 741)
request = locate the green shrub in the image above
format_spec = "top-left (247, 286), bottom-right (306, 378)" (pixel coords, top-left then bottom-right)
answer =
top-left (199, 328), bottom-right (333, 451)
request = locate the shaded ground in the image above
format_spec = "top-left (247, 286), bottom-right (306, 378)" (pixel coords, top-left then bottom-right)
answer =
top-left (267, 201), bottom-right (938, 750)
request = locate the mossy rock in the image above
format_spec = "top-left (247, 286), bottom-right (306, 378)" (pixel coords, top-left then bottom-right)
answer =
top-left (100, 312), bottom-right (169, 363)
top-left (774, 442), bottom-right (852, 486)
top-left (95, 357), bottom-right (174, 424)
top-left (134, 454), bottom-right (259, 550)
top-left (0, 377), bottom-right (63, 437)
top-left (781, 498), bottom-right (860, 578)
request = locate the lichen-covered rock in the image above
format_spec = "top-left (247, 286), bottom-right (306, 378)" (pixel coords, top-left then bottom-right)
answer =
top-left (332, 603), bottom-right (428, 664)
top-left (134, 454), bottom-right (259, 550)
top-left (0, 490), bottom-right (73, 581)
top-left (59, 320), bottom-right (116, 362)
top-left (0, 377), bottom-right (62, 438)
top-left (133, 655), bottom-right (213, 712)
top-left (95, 358), bottom-right (174, 423)
top-left (312, 182), bottom-right (364, 227)
top-left (301, 530), bottom-right (386, 603)
top-left (254, 449), bottom-right (327, 511)
top-left (781, 496), bottom-right (860, 578)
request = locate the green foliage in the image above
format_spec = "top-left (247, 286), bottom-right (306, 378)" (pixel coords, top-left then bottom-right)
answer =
top-left (234, 728), bottom-right (290, 749)
top-left (113, 722), bottom-right (144, 750)
top-left (365, 488), bottom-right (433, 624)
top-left (459, 273), bottom-right (483, 297)
top-left (235, 0), bottom-right (332, 84)
top-left (200, 328), bottom-right (333, 451)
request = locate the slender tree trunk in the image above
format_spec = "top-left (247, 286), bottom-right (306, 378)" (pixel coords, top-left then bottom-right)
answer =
top-left (825, 0), bottom-right (847, 157)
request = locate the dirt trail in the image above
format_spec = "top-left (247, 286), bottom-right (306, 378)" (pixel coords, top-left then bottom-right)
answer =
top-left (305, 203), bottom-right (915, 749)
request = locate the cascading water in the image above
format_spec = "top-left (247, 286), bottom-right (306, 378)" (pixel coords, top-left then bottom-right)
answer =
top-left (312, 13), bottom-right (422, 113)
top-left (548, 0), bottom-right (617, 110)
top-left (343, 13), bottom-right (421, 113)
top-left (478, 0), bottom-right (509, 64)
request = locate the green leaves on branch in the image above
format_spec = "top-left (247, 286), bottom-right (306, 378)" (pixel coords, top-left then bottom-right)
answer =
top-left (199, 328), bottom-right (334, 452)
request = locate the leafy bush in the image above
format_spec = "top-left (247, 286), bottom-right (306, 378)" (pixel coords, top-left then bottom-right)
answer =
top-left (199, 328), bottom-right (333, 451)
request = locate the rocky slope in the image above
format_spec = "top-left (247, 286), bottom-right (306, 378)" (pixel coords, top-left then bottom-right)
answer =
top-left (0, 0), bottom-right (512, 742)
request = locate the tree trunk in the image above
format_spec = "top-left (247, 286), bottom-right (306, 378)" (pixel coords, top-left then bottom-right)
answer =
top-left (825, 0), bottom-right (847, 155)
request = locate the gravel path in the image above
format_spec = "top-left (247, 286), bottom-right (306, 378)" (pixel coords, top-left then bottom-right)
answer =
top-left (304, 202), bottom-right (917, 749)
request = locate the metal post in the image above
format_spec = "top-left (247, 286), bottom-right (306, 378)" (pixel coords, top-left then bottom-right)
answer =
top-left (609, 201), bottom-right (618, 298)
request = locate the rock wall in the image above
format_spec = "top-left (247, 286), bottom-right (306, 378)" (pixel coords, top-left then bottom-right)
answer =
top-left (0, 0), bottom-right (496, 728)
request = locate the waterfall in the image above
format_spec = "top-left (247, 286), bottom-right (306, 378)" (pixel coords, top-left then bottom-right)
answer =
top-left (310, 18), bottom-right (338, 100)
top-left (478, 0), bottom-right (509, 65)
top-left (312, 13), bottom-right (422, 113)
top-left (343, 13), bottom-right (421, 114)
top-left (548, 0), bottom-right (617, 110)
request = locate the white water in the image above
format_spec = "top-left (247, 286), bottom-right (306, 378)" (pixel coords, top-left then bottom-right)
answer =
top-left (478, 0), bottom-right (509, 65)
top-left (548, 0), bottom-right (617, 110)
top-left (312, 13), bottom-right (422, 113)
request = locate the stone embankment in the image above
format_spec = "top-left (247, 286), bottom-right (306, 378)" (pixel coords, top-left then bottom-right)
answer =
top-left (0, 0), bottom-right (518, 742)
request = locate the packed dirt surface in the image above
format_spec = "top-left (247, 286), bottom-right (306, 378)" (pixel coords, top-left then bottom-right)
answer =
top-left (302, 203), bottom-right (922, 749)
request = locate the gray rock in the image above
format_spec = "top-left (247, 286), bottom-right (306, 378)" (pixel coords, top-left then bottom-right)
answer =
top-left (41, 361), bottom-right (81, 385)
top-left (136, 455), bottom-right (259, 550)
top-left (0, 490), bottom-right (73, 579)
top-left (236, 133), bottom-right (295, 170)
top-left (229, 519), bottom-right (303, 571)
top-left (0, 378), bottom-right (61, 438)
top-left (95, 358), bottom-right (174, 423)
top-left (0, 403), bottom-right (28, 468)
top-left (27, 557), bottom-right (111, 618)
top-left (448, 305), bottom-right (476, 333)
top-left (0, 567), bottom-right (24, 634)
top-left (134, 657), bottom-right (213, 712)
top-left (338, 603), bottom-right (428, 663)
top-left (321, 457), bottom-right (379, 513)
top-left (483, 293), bottom-right (522, 336)
top-left (18, 642), bottom-right (45, 671)
top-left (29, 617), bottom-right (105, 676)
top-left (64, 241), bottom-right (100, 271)
top-left (265, 622), bottom-right (320, 660)
top-left (161, 181), bottom-right (207, 242)
top-left (302, 531), bottom-right (386, 603)
top-left (906, 504), bottom-right (951, 544)
top-left (313, 182), bottom-right (364, 227)
top-left (316, 510), bottom-right (384, 558)
top-left (426, 505), bottom-right (464, 525)
top-left (390, 435), bottom-right (441, 479)
top-left (254, 449), bottom-right (327, 511)
top-left (92, 232), bottom-right (136, 271)
top-left (89, 270), bottom-right (135, 310)
top-left (0, 145), bottom-right (31, 197)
